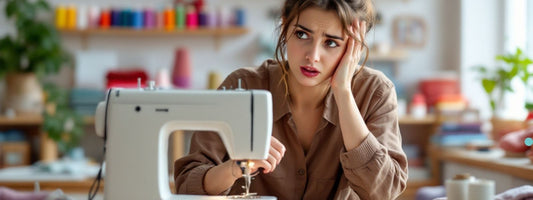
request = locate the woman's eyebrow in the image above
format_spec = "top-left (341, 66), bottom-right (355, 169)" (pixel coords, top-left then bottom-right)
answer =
top-left (295, 24), bottom-right (345, 41)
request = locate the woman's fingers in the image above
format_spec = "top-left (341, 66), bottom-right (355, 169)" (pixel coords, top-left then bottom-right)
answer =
top-left (252, 136), bottom-right (285, 174)
top-left (266, 154), bottom-right (277, 173)
top-left (270, 136), bottom-right (286, 160)
top-left (269, 146), bottom-right (282, 165)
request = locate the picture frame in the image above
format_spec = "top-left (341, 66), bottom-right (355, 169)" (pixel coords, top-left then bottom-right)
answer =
top-left (393, 16), bottom-right (427, 48)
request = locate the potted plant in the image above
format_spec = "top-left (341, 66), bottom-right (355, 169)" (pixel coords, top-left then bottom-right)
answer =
top-left (475, 48), bottom-right (533, 141)
top-left (42, 83), bottom-right (85, 159)
top-left (0, 0), bottom-right (71, 115)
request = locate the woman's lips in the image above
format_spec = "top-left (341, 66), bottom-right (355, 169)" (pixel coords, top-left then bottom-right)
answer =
top-left (300, 66), bottom-right (319, 78)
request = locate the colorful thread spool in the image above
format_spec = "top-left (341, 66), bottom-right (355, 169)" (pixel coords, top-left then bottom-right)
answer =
top-left (235, 7), bottom-right (245, 27)
top-left (175, 4), bottom-right (186, 29)
top-left (132, 9), bottom-right (143, 29)
top-left (66, 5), bottom-right (77, 29)
top-left (172, 48), bottom-right (192, 88)
top-left (88, 5), bottom-right (101, 29)
top-left (55, 5), bottom-right (67, 29)
top-left (185, 5), bottom-right (198, 29)
top-left (164, 6), bottom-right (175, 31)
top-left (143, 8), bottom-right (156, 29)
top-left (99, 9), bottom-right (111, 28)
top-left (77, 5), bottom-right (88, 30)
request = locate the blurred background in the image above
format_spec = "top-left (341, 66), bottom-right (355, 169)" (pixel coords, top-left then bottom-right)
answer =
top-left (0, 0), bottom-right (532, 199)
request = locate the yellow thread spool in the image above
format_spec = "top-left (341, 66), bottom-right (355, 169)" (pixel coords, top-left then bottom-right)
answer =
top-left (66, 5), bottom-right (77, 29)
top-left (55, 5), bottom-right (67, 29)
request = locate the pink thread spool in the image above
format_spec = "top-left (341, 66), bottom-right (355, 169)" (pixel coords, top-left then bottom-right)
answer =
top-left (186, 5), bottom-right (198, 29)
top-left (172, 48), bottom-right (192, 88)
top-left (88, 5), bottom-right (101, 28)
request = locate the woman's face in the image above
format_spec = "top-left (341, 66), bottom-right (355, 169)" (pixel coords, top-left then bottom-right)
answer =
top-left (286, 7), bottom-right (348, 87)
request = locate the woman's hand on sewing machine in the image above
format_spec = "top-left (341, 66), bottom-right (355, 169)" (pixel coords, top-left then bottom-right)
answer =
top-left (250, 136), bottom-right (286, 174)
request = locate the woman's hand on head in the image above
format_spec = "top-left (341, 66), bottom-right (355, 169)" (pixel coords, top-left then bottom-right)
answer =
top-left (331, 18), bottom-right (367, 93)
top-left (249, 136), bottom-right (286, 174)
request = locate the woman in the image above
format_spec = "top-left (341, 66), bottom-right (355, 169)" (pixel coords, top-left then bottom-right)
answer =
top-left (174, 0), bottom-right (408, 199)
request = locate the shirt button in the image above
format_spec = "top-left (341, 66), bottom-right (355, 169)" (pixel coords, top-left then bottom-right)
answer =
top-left (297, 168), bottom-right (305, 176)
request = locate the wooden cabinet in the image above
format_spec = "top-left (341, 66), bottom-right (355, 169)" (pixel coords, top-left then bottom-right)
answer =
top-left (399, 115), bottom-right (442, 198)
top-left (0, 115), bottom-right (95, 163)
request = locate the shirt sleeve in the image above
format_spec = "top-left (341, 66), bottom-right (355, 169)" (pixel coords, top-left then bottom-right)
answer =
top-left (339, 82), bottom-right (408, 200)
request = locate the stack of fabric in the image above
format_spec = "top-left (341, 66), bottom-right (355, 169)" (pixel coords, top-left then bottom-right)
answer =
top-left (70, 89), bottom-right (105, 116)
top-left (431, 122), bottom-right (490, 147)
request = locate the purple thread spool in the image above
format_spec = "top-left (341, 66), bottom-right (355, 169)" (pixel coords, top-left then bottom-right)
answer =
top-left (205, 9), bottom-right (217, 28)
top-left (198, 11), bottom-right (207, 27)
top-left (143, 8), bottom-right (155, 29)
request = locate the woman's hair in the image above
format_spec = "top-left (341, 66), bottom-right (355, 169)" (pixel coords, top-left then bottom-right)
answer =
top-left (274, 0), bottom-right (375, 97)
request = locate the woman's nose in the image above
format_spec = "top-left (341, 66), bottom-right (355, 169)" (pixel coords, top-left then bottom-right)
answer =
top-left (305, 43), bottom-right (320, 63)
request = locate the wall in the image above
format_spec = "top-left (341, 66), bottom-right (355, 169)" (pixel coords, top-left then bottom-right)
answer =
top-left (0, 0), bottom-right (284, 91)
top-left (371, 0), bottom-right (461, 97)
top-left (460, 0), bottom-right (505, 119)
top-left (0, 0), bottom-right (507, 119)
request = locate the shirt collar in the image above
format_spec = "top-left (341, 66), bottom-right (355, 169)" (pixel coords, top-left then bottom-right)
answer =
top-left (268, 61), bottom-right (339, 126)
top-left (269, 62), bottom-right (291, 122)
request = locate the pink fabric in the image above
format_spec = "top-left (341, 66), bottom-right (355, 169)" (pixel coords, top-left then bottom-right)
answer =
top-left (0, 187), bottom-right (48, 200)
top-left (495, 185), bottom-right (533, 200)
top-left (499, 127), bottom-right (533, 153)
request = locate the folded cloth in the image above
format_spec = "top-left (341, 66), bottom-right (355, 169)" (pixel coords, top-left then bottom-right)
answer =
top-left (495, 185), bottom-right (533, 200)
top-left (416, 185), bottom-right (446, 200)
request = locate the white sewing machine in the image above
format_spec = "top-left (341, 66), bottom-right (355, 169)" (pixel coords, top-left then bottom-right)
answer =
top-left (94, 82), bottom-right (276, 199)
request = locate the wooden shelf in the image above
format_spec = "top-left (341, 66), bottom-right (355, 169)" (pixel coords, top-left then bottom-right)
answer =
top-left (399, 114), bottom-right (438, 125)
top-left (368, 48), bottom-right (408, 62)
top-left (0, 115), bottom-right (42, 126)
top-left (0, 115), bottom-right (95, 126)
top-left (59, 27), bottom-right (249, 50)
top-left (59, 27), bottom-right (249, 36)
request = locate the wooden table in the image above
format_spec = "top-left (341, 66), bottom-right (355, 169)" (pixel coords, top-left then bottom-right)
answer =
top-left (431, 146), bottom-right (533, 193)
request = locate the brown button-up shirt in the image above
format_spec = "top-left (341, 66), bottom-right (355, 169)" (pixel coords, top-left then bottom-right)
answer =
top-left (174, 60), bottom-right (408, 200)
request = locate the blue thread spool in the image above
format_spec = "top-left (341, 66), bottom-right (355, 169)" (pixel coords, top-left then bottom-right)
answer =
top-left (111, 9), bottom-right (121, 27)
top-left (121, 9), bottom-right (131, 27)
top-left (132, 9), bottom-right (143, 29)
top-left (235, 7), bottom-right (245, 26)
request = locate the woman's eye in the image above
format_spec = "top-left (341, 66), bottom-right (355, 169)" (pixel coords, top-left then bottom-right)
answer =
top-left (295, 31), bottom-right (309, 39)
top-left (325, 40), bottom-right (339, 48)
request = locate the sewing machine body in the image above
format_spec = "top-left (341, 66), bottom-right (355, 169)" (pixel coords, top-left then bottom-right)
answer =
top-left (95, 88), bottom-right (274, 199)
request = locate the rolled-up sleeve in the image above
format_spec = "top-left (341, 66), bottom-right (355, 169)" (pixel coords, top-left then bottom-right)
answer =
top-left (339, 82), bottom-right (408, 200)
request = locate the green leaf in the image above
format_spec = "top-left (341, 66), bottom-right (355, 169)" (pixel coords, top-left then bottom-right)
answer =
top-left (490, 100), bottom-right (496, 111)
top-left (516, 48), bottom-right (523, 55)
top-left (482, 79), bottom-right (496, 94)
top-left (5, 0), bottom-right (17, 18)
top-left (509, 65), bottom-right (519, 78)
top-left (526, 102), bottom-right (533, 111)
top-left (504, 85), bottom-right (514, 92)
top-left (35, 0), bottom-right (51, 11)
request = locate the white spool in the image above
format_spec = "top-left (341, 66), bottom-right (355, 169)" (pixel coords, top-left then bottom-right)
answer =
top-left (468, 179), bottom-right (495, 200)
top-left (445, 179), bottom-right (469, 200)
